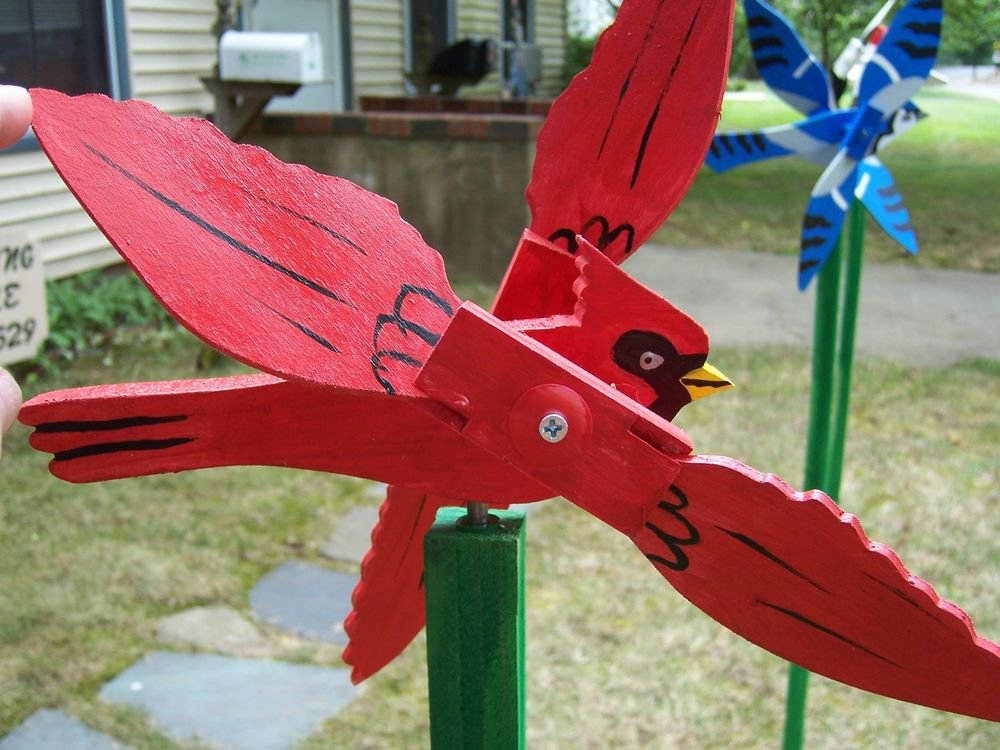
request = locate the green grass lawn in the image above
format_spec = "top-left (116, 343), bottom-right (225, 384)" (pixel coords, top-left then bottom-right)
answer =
top-left (2, 330), bottom-right (998, 748)
top-left (655, 86), bottom-right (1000, 273)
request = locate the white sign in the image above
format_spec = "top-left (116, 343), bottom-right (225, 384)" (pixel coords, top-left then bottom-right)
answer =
top-left (0, 228), bottom-right (48, 366)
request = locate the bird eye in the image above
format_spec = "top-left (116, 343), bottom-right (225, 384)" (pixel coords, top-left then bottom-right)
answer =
top-left (640, 351), bottom-right (664, 370)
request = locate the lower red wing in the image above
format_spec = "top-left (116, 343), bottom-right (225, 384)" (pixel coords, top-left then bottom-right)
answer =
top-left (31, 89), bottom-right (459, 397)
top-left (343, 486), bottom-right (462, 683)
top-left (631, 454), bottom-right (1000, 721)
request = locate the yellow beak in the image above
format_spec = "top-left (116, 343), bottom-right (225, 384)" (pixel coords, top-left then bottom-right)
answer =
top-left (681, 362), bottom-right (735, 402)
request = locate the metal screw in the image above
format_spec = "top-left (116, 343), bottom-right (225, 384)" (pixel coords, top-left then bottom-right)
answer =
top-left (538, 413), bottom-right (568, 443)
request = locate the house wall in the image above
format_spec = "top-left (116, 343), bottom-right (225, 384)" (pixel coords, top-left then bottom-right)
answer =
top-left (350, 0), bottom-right (407, 98)
top-left (0, 0), bottom-right (217, 280)
top-left (126, 0), bottom-right (216, 115)
top-left (534, 0), bottom-right (566, 98)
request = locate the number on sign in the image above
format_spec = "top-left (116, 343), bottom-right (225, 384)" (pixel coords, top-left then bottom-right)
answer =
top-left (0, 318), bottom-right (36, 350)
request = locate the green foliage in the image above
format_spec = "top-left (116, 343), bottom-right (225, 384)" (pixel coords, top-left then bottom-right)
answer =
top-left (14, 266), bottom-right (178, 381)
top-left (743, 0), bottom-right (997, 75)
top-left (563, 33), bottom-right (597, 83)
top-left (938, 0), bottom-right (1000, 64)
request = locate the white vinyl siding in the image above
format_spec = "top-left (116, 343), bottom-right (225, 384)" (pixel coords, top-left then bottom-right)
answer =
top-left (0, 150), bottom-right (119, 279)
top-left (534, 0), bottom-right (565, 97)
top-left (350, 0), bottom-right (406, 97)
top-left (126, 0), bottom-right (217, 115)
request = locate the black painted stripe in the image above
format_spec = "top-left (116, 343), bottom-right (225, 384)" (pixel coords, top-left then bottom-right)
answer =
top-left (861, 572), bottom-right (947, 629)
top-left (883, 198), bottom-right (906, 213)
top-left (905, 21), bottom-right (941, 35)
top-left (53, 437), bottom-right (195, 462)
top-left (747, 15), bottom-right (772, 29)
top-left (371, 349), bottom-right (422, 396)
top-left (681, 378), bottom-right (731, 389)
top-left (716, 526), bottom-right (829, 593)
top-left (801, 235), bottom-right (827, 250)
top-left (876, 185), bottom-right (899, 198)
top-left (893, 221), bottom-right (915, 234)
top-left (631, 100), bottom-right (662, 188)
top-left (750, 36), bottom-right (783, 52)
top-left (755, 55), bottom-right (789, 69)
top-left (397, 493), bottom-right (428, 576)
top-left (238, 185), bottom-right (367, 256)
top-left (894, 41), bottom-right (938, 59)
top-left (757, 600), bottom-right (900, 666)
top-left (646, 553), bottom-right (683, 571)
top-left (736, 133), bottom-right (753, 154)
top-left (598, 0), bottom-right (670, 158)
top-left (36, 414), bottom-right (188, 433)
top-left (267, 305), bottom-right (339, 352)
top-left (752, 132), bottom-right (767, 151)
top-left (914, 0), bottom-right (941, 10)
top-left (803, 214), bottom-right (832, 229)
top-left (629, 7), bottom-right (701, 189)
top-left (720, 134), bottom-right (735, 155)
top-left (83, 143), bottom-right (352, 308)
top-left (709, 141), bottom-right (721, 159)
top-left (799, 259), bottom-right (819, 272)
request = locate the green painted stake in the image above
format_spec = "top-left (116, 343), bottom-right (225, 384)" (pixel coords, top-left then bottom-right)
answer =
top-left (782, 199), bottom-right (866, 750)
top-left (425, 507), bottom-right (526, 750)
top-left (828, 200), bottom-right (867, 496)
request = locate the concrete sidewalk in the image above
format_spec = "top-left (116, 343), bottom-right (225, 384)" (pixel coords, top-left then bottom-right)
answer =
top-left (625, 245), bottom-right (1000, 366)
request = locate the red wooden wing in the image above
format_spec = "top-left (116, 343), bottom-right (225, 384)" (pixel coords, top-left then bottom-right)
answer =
top-left (343, 487), bottom-right (494, 684)
top-left (632, 454), bottom-right (1000, 721)
top-left (526, 0), bottom-right (734, 262)
top-left (19, 378), bottom-right (551, 504)
top-left (31, 89), bottom-right (460, 397)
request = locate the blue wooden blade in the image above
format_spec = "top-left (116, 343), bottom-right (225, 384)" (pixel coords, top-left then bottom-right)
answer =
top-left (856, 156), bottom-right (917, 254)
top-left (799, 153), bottom-right (859, 289)
top-left (859, 0), bottom-right (942, 106)
top-left (706, 109), bottom-right (853, 172)
top-left (744, 0), bottom-right (835, 115)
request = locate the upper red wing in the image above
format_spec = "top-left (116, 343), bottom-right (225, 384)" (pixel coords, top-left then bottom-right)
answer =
top-left (31, 89), bottom-right (460, 397)
top-left (526, 0), bottom-right (734, 263)
top-left (632, 454), bottom-right (1000, 721)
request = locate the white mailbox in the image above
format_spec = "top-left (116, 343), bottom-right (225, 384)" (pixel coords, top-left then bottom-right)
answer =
top-left (219, 31), bottom-right (324, 84)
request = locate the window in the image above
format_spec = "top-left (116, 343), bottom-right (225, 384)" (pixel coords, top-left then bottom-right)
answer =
top-left (0, 0), bottom-right (111, 95)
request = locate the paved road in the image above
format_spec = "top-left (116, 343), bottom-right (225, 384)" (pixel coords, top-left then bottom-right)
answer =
top-left (936, 65), bottom-right (1000, 103)
top-left (626, 245), bottom-right (1000, 366)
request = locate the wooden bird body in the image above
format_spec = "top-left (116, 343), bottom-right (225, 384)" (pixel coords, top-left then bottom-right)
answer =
top-left (705, 0), bottom-right (942, 289)
top-left (17, 0), bottom-right (1000, 725)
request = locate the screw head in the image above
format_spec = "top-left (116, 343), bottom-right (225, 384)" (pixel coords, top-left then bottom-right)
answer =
top-left (538, 413), bottom-right (568, 443)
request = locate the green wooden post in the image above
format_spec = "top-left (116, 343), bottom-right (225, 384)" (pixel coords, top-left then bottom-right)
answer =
top-left (827, 200), bottom-right (867, 496)
top-left (783, 220), bottom-right (845, 750)
top-left (783, 199), bottom-right (866, 750)
top-left (424, 507), bottom-right (526, 750)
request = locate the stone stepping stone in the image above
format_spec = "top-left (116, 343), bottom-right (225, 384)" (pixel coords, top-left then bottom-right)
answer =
top-left (319, 505), bottom-right (379, 564)
top-left (249, 561), bottom-right (357, 645)
top-left (100, 652), bottom-right (355, 750)
top-left (156, 604), bottom-right (276, 658)
top-left (0, 709), bottom-right (132, 749)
